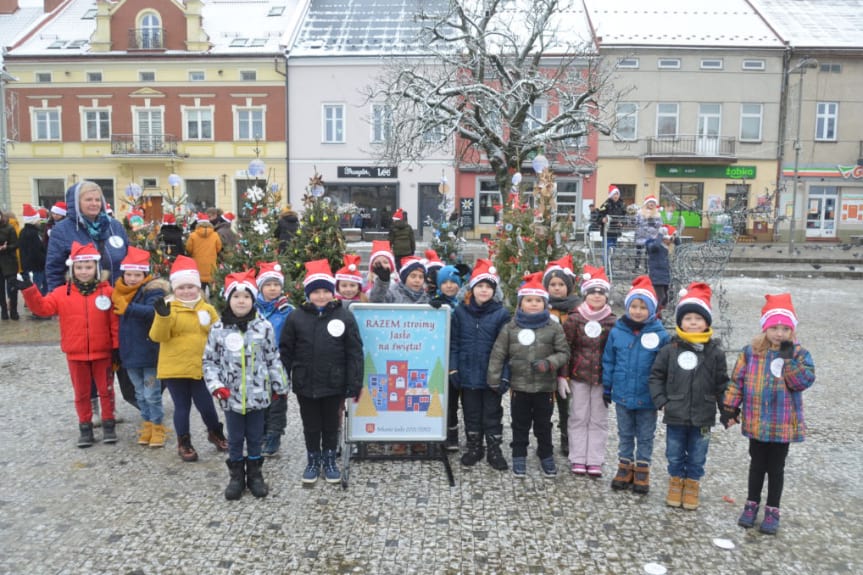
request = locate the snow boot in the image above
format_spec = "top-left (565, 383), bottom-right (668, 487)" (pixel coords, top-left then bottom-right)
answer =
top-left (302, 451), bottom-right (321, 484)
top-left (682, 478), bottom-right (700, 510)
top-left (666, 476), bottom-right (684, 507)
top-left (632, 461), bottom-right (650, 494)
top-left (460, 433), bottom-right (484, 466)
top-left (540, 456), bottom-right (558, 478)
top-left (322, 449), bottom-right (341, 484)
top-left (101, 419), bottom-right (117, 444)
top-left (224, 459), bottom-right (246, 500)
top-left (149, 424), bottom-right (167, 448)
top-left (207, 422), bottom-right (228, 452)
top-left (512, 456), bottom-right (527, 478)
top-left (137, 421), bottom-right (153, 445)
top-left (77, 423), bottom-right (94, 448)
top-left (245, 457), bottom-right (268, 498)
top-left (261, 433), bottom-right (281, 457)
top-left (738, 500), bottom-right (760, 528)
top-left (485, 435), bottom-right (508, 471)
top-left (611, 459), bottom-right (633, 490)
top-left (760, 506), bottom-right (780, 535)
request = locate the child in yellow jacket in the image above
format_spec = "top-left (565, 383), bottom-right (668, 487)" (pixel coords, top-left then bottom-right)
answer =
top-left (184, 213), bottom-right (222, 295)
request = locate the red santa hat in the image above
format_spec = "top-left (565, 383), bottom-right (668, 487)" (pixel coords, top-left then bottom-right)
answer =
top-left (169, 255), bottom-right (201, 288)
top-left (518, 271), bottom-right (549, 301)
top-left (469, 258), bottom-right (499, 290)
top-left (336, 254), bottom-right (363, 285)
top-left (303, 259), bottom-right (336, 297)
top-left (608, 184), bottom-right (620, 198)
top-left (392, 208), bottom-right (404, 221)
top-left (423, 249), bottom-right (444, 271)
top-left (643, 194), bottom-right (659, 207)
top-left (369, 240), bottom-right (397, 274)
top-left (37, 207), bottom-right (48, 220)
top-left (225, 269), bottom-right (258, 300)
top-left (105, 203), bottom-right (113, 215)
top-left (66, 241), bottom-right (101, 265)
top-left (21, 203), bottom-right (39, 224)
top-left (625, 275), bottom-right (658, 317)
top-left (580, 264), bottom-right (611, 295)
top-left (162, 213), bottom-right (177, 225)
top-left (760, 293), bottom-right (798, 331)
top-left (51, 201), bottom-right (67, 216)
top-left (222, 212), bottom-right (236, 224)
top-left (120, 246), bottom-right (151, 272)
top-left (256, 261), bottom-right (284, 288)
top-left (196, 212), bottom-right (210, 224)
top-left (661, 224), bottom-right (677, 238)
top-left (543, 254), bottom-right (576, 291)
top-left (676, 282), bottom-right (713, 327)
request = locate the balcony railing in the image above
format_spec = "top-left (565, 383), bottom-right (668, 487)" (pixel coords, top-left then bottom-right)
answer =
top-left (128, 28), bottom-right (166, 50)
top-left (645, 135), bottom-right (736, 161)
top-left (111, 134), bottom-right (178, 156)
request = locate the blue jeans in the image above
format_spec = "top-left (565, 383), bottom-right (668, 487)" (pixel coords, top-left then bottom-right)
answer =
top-left (666, 424), bottom-right (711, 480)
top-left (164, 378), bottom-right (221, 437)
top-left (615, 405), bottom-right (657, 464)
top-left (126, 367), bottom-right (163, 424)
top-left (225, 409), bottom-right (265, 461)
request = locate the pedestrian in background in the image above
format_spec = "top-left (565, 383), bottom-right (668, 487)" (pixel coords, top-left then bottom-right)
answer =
top-left (19, 204), bottom-right (47, 296)
top-left (184, 212), bottom-right (222, 298)
top-left (388, 208), bottom-right (415, 268)
top-left (0, 209), bottom-right (21, 320)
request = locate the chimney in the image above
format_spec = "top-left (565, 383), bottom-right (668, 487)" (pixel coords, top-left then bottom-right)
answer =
top-left (44, 0), bottom-right (63, 13)
top-left (0, 0), bottom-right (19, 16)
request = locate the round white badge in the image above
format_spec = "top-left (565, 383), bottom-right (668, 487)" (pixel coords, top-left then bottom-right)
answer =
top-left (584, 321), bottom-right (602, 339)
top-left (517, 329), bottom-right (536, 346)
top-left (108, 235), bottom-right (125, 249)
top-left (770, 358), bottom-right (785, 378)
top-left (641, 332), bottom-right (660, 350)
top-left (225, 332), bottom-right (244, 352)
top-left (677, 351), bottom-right (698, 371)
top-left (95, 295), bottom-right (112, 311)
top-left (327, 319), bottom-right (345, 337)
top-left (197, 310), bottom-right (211, 327)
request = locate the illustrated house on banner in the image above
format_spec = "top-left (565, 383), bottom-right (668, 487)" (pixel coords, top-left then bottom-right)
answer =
top-left (368, 361), bottom-right (431, 411)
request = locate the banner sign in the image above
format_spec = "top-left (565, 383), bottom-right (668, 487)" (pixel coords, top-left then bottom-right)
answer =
top-left (347, 304), bottom-right (450, 442)
top-left (337, 166), bottom-right (398, 178)
top-left (656, 165), bottom-right (757, 179)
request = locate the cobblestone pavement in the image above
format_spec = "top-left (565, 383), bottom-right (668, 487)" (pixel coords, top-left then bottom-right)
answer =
top-left (0, 278), bottom-right (860, 575)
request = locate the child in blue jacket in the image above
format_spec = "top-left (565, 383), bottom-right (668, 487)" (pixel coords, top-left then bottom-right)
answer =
top-left (603, 276), bottom-right (670, 494)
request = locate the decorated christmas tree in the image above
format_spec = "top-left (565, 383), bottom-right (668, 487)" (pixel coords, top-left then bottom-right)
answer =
top-left (118, 183), bottom-right (173, 278)
top-left (423, 175), bottom-right (464, 265)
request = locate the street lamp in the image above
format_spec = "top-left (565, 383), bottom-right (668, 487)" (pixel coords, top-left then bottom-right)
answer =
top-left (788, 57), bottom-right (818, 253)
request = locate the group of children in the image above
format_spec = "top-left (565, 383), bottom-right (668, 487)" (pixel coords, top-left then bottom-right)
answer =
top-left (14, 235), bottom-right (815, 532)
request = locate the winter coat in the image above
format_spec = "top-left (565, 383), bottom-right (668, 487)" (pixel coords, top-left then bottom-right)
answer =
top-left (369, 278), bottom-right (430, 304)
top-left (597, 198), bottom-right (626, 238)
top-left (158, 224), bottom-right (185, 259)
top-left (276, 212), bottom-right (299, 250)
top-left (563, 309), bottom-right (618, 386)
top-left (645, 238), bottom-right (674, 286)
top-left (488, 317), bottom-right (570, 393)
top-left (184, 225), bottom-right (222, 283)
top-left (149, 298), bottom-right (219, 380)
top-left (649, 337), bottom-right (728, 428)
top-left (203, 317), bottom-right (288, 414)
top-left (279, 300), bottom-right (363, 399)
top-left (116, 278), bottom-right (169, 369)
top-left (213, 220), bottom-right (238, 251)
top-left (449, 296), bottom-right (511, 390)
top-left (635, 213), bottom-right (663, 246)
top-left (724, 343), bottom-right (815, 443)
top-left (19, 223), bottom-right (46, 274)
top-left (388, 220), bottom-right (415, 257)
top-left (45, 183), bottom-right (129, 291)
top-left (0, 218), bottom-right (19, 277)
top-left (21, 281), bottom-right (118, 361)
top-left (255, 293), bottom-right (294, 342)
top-left (602, 317), bottom-right (670, 410)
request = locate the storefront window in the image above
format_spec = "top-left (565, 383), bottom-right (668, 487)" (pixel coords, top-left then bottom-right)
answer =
top-left (325, 183), bottom-right (398, 230)
top-left (659, 181), bottom-right (703, 228)
top-left (478, 180), bottom-right (502, 225)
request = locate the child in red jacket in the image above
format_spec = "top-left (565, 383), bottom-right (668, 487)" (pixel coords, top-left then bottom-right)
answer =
top-left (19, 241), bottom-right (119, 447)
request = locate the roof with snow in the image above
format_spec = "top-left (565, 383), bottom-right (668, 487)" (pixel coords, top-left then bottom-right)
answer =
top-left (8, 0), bottom-right (302, 57)
top-left (584, 0), bottom-right (784, 48)
top-left (749, 0), bottom-right (863, 49)
top-left (0, 0), bottom-right (46, 58)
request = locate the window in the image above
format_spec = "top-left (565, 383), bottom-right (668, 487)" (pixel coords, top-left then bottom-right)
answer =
top-left (739, 103), bottom-right (763, 142)
top-left (48, 40), bottom-right (66, 49)
top-left (656, 103), bottom-right (678, 139)
top-left (815, 102), bottom-right (838, 141)
top-left (659, 182), bottom-right (704, 228)
top-left (135, 108), bottom-right (164, 152)
top-left (478, 180), bottom-right (501, 225)
top-left (33, 108), bottom-right (61, 140)
top-left (188, 71), bottom-right (205, 81)
top-left (236, 108), bottom-right (264, 140)
top-left (240, 70), bottom-right (257, 81)
top-left (142, 178), bottom-right (158, 188)
top-left (140, 12), bottom-right (162, 49)
top-left (657, 58), bottom-right (680, 69)
top-left (556, 180), bottom-right (582, 226)
top-left (268, 6), bottom-right (285, 16)
top-left (86, 71), bottom-right (102, 83)
top-left (322, 104), bottom-right (345, 143)
top-left (83, 109), bottom-right (110, 141)
top-left (742, 59), bottom-right (766, 71)
top-left (35, 72), bottom-right (52, 83)
top-left (250, 38), bottom-right (267, 47)
top-left (819, 63), bottom-right (841, 73)
top-left (615, 102), bottom-right (638, 141)
top-left (37, 178), bottom-right (66, 209)
top-left (139, 71), bottom-right (155, 82)
top-left (185, 179), bottom-right (217, 213)
top-left (230, 38), bottom-right (248, 47)
top-left (526, 100), bottom-right (547, 132)
top-left (82, 8), bottom-right (97, 19)
top-left (67, 39), bottom-right (87, 49)
top-left (422, 124), bottom-right (447, 143)
top-left (185, 108), bottom-right (213, 140)
top-left (700, 59), bottom-right (723, 70)
top-left (371, 103), bottom-right (392, 143)
top-left (616, 58), bottom-right (639, 69)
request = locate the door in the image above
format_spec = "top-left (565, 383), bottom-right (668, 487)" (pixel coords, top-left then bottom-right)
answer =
top-left (696, 104), bottom-right (721, 155)
top-left (725, 184), bottom-right (749, 235)
top-left (418, 183), bottom-right (440, 239)
top-left (805, 189), bottom-right (838, 239)
top-left (136, 109), bottom-right (163, 152)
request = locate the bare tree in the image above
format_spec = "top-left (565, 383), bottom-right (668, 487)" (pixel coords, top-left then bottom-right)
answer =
top-left (364, 0), bottom-right (615, 192)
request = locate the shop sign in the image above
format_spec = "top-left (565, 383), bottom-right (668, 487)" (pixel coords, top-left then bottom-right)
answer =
top-left (337, 166), bottom-right (398, 178)
top-left (460, 198), bottom-right (475, 231)
top-left (656, 165), bottom-right (757, 179)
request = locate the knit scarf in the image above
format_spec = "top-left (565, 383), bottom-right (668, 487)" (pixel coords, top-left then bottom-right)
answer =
top-left (620, 315), bottom-right (647, 332)
top-left (396, 282), bottom-right (427, 303)
top-left (549, 294), bottom-right (580, 313)
top-left (515, 309), bottom-right (550, 329)
top-left (222, 307), bottom-right (257, 333)
top-left (675, 326), bottom-right (713, 345)
top-left (81, 213), bottom-right (110, 242)
top-left (112, 276), bottom-right (151, 315)
top-left (176, 295), bottom-right (201, 308)
top-left (577, 301), bottom-right (612, 322)
top-left (72, 277), bottom-right (98, 296)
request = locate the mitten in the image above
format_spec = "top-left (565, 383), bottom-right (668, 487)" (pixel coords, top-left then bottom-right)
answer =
top-left (13, 273), bottom-right (33, 291)
top-left (603, 392), bottom-right (612, 408)
top-left (557, 377), bottom-right (570, 399)
top-left (778, 340), bottom-right (794, 360)
top-left (448, 371), bottom-right (461, 389)
top-left (153, 297), bottom-right (170, 317)
top-left (719, 405), bottom-right (741, 428)
top-left (531, 359), bottom-right (552, 373)
top-left (372, 262), bottom-right (391, 283)
top-left (213, 387), bottom-right (231, 401)
top-left (429, 298), bottom-right (443, 309)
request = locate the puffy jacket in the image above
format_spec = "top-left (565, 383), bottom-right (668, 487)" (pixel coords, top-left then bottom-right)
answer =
top-left (0, 219), bottom-right (19, 277)
top-left (388, 220), bottom-right (415, 257)
top-left (645, 238), bottom-right (673, 286)
top-left (184, 225), bottom-right (222, 283)
top-left (649, 337), bottom-right (728, 428)
top-left (488, 317), bottom-right (570, 393)
top-left (724, 343), bottom-right (815, 443)
top-left (255, 293), bottom-right (294, 341)
top-left (602, 317), bottom-right (670, 410)
top-left (563, 309), bottom-right (617, 386)
top-left (21, 281), bottom-right (118, 361)
top-left (449, 296), bottom-right (511, 390)
top-left (115, 277), bottom-right (168, 369)
top-left (369, 277), bottom-right (430, 304)
top-left (19, 223), bottom-right (46, 273)
top-left (45, 183), bottom-right (129, 291)
top-left (203, 317), bottom-right (288, 414)
top-left (279, 300), bottom-right (363, 399)
top-left (149, 298), bottom-right (219, 380)
top-left (276, 212), bottom-right (299, 250)
top-left (158, 224), bottom-right (185, 259)
top-left (635, 213), bottom-right (663, 246)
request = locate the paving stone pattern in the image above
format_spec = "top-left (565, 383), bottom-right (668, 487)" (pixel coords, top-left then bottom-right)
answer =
top-left (0, 278), bottom-right (859, 574)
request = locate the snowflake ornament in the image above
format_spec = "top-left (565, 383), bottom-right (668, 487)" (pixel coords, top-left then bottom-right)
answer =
top-left (246, 186), bottom-right (264, 203)
top-left (252, 219), bottom-right (270, 235)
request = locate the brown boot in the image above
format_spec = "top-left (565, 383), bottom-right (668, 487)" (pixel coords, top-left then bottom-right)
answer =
top-left (177, 434), bottom-right (199, 462)
top-left (682, 478), bottom-right (701, 510)
top-left (666, 476), bottom-right (684, 507)
top-left (632, 461), bottom-right (650, 494)
top-left (207, 423), bottom-right (228, 452)
top-left (610, 459), bottom-right (633, 490)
